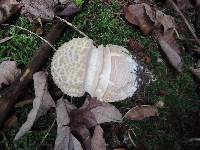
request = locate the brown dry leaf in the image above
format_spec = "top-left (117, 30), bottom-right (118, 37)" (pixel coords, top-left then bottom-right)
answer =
top-left (0, 0), bottom-right (22, 24)
top-left (55, 97), bottom-right (83, 150)
top-left (124, 4), bottom-right (153, 35)
top-left (91, 125), bottom-right (106, 150)
top-left (125, 3), bottom-right (182, 72)
top-left (3, 115), bottom-right (17, 129)
top-left (69, 97), bottom-right (122, 150)
top-left (143, 4), bottom-right (175, 32)
top-left (91, 102), bottom-right (122, 124)
top-left (56, 1), bottom-right (80, 17)
top-left (154, 30), bottom-right (182, 72)
top-left (14, 71), bottom-right (55, 140)
top-left (0, 61), bottom-right (21, 88)
top-left (70, 135), bottom-right (83, 150)
top-left (124, 105), bottom-right (159, 120)
top-left (125, 3), bottom-right (175, 33)
top-left (20, 0), bottom-right (57, 21)
top-left (55, 97), bottom-right (71, 150)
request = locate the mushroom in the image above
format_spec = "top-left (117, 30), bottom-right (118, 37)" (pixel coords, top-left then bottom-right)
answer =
top-left (51, 37), bottom-right (139, 102)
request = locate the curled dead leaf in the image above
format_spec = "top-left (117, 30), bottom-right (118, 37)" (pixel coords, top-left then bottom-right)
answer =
top-left (0, 0), bottom-right (22, 24)
top-left (55, 97), bottom-right (83, 150)
top-left (91, 125), bottom-right (106, 150)
top-left (124, 105), bottom-right (159, 120)
top-left (0, 61), bottom-right (21, 88)
top-left (124, 3), bottom-right (182, 72)
top-left (124, 4), bottom-right (153, 35)
top-left (21, 0), bottom-right (57, 21)
top-left (14, 71), bottom-right (55, 140)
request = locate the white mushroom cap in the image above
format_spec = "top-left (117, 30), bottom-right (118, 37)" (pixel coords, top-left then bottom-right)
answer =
top-left (100, 45), bottom-right (138, 102)
top-left (51, 38), bottom-right (139, 102)
top-left (51, 37), bottom-right (95, 97)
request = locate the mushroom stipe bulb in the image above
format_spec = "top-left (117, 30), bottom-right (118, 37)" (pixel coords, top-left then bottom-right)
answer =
top-left (51, 37), bottom-right (139, 102)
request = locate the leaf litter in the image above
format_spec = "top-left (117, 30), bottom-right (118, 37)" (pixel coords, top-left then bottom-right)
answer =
top-left (0, 61), bottom-right (21, 89)
top-left (124, 105), bottom-right (159, 121)
top-left (124, 2), bottom-right (183, 72)
top-left (14, 71), bottom-right (55, 140)
top-left (2, 0), bottom-right (200, 149)
top-left (0, 0), bottom-right (22, 24)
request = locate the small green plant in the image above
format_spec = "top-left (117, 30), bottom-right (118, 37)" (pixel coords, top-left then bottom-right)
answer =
top-left (74, 0), bottom-right (85, 7)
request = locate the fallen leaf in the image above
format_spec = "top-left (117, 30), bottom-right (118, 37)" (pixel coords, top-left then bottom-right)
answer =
top-left (14, 71), bottom-right (55, 140)
top-left (56, 97), bottom-right (70, 127)
top-left (91, 102), bottom-right (122, 124)
top-left (71, 135), bottom-right (83, 150)
top-left (91, 125), bottom-right (106, 150)
top-left (56, 1), bottom-right (80, 17)
top-left (69, 97), bottom-right (122, 150)
top-left (55, 97), bottom-right (71, 150)
top-left (20, 0), bottom-right (57, 21)
top-left (144, 4), bottom-right (175, 32)
top-left (55, 125), bottom-right (71, 150)
top-left (129, 39), bottom-right (144, 52)
top-left (55, 97), bottom-right (83, 150)
top-left (3, 115), bottom-right (17, 129)
top-left (0, 61), bottom-right (21, 88)
top-left (70, 104), bottom-right (98, 129)
top-left (154, 30), bottom-right (182, 72)
top-left (0, 0), bottom-right (22, 24)
top-left (64, 99), bottom-right (77, 113)
top-left (124, 3), bottom-right (182, 72)
top-left (124, 105), bottom-right (159, 120)
top-left (124, 4), bottom-right (153, 35)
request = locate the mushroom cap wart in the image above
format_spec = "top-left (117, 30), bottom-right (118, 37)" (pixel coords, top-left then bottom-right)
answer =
top-left (51, 38), bottom-right (139, 102)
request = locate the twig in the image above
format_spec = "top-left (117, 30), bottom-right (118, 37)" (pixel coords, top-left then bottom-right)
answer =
top-left (128, 129), bottom-right (136, 147)
top-left (55, 16), bottom-right (89, 39)
top-left (169, 0), bottom-right (200, 46)
top-left (2, 24), bottom-right (57, 51)
top-left (0, 36), bottom-right (13, 44)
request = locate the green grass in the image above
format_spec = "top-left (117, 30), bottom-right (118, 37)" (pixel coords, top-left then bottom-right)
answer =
top-left (0, 0), bottom-right (200, 149)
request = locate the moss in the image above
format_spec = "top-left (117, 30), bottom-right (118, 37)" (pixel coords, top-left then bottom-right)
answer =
top-left (0, 16), bottom-right (40, 66)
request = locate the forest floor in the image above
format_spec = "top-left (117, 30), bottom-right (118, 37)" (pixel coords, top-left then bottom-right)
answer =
top-left (0, 0), bottom-right (200, 150)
